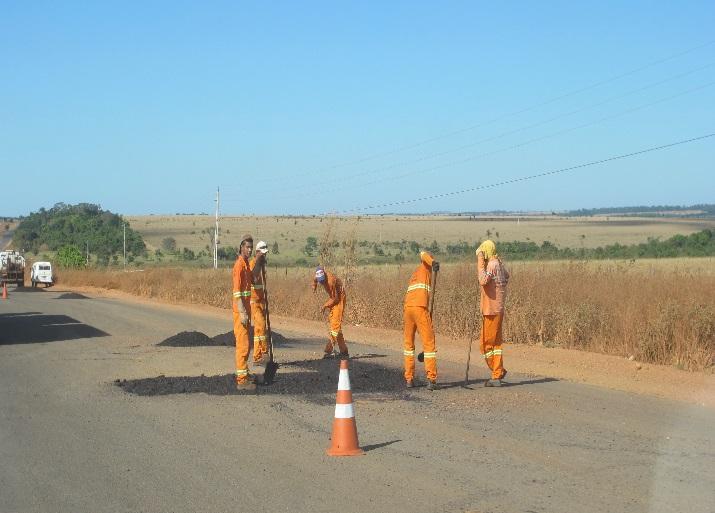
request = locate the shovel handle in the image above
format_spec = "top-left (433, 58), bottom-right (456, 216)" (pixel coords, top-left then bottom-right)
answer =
top-left (429, 268), bottom-right (438, 319)
top-left (261, 266), bottom-right (274, 361)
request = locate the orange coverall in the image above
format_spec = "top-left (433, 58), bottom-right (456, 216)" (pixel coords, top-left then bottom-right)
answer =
top-left (477, 251), bottom-right (509, 380)
top-left (249, 257), bottom-right (268, 363)
top-left (403, 251), bottom-right (437, 383)
top-left (312, 271), bottom-right (348, 355)
top-left (232, 255), bottom-right (253, 384)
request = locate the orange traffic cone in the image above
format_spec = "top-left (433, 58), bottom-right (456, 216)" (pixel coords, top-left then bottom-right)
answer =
top-left (1, 283), bottom-right (7, 300)
top-left (326, 359), bottom-right (364, 456)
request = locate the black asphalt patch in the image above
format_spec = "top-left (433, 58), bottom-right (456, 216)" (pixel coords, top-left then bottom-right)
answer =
top-left (115, 352), bottom-right (426, 405)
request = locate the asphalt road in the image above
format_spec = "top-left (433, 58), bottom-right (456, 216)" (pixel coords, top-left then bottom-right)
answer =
top-left (1, 286), bottom-right (713, 513)
top-left (0, 228), bottom-right (14, 250)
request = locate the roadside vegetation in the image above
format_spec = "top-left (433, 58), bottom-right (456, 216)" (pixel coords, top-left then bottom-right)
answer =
top-left (57, 258), bottom-right (714, 372)
top-left (14, 204), bottom-right (714, 372)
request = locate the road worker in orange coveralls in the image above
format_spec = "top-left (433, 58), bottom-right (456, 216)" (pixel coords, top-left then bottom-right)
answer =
top-left (477, 240), bottom-right (510, 387)
top-left (403, 251), bottom-right (440, 390)
top-left (232, 234), bottom-right (263, 390)
top-left (312, 266), bottom-right (349, 359)
top-left (249, 241), bottom-right (270, 368)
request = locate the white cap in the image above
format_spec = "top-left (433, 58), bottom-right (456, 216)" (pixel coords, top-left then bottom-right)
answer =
top-left (256, 241), bottom-right (269, 254)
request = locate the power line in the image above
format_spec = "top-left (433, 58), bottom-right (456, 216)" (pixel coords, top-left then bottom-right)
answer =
top-left (265, 80), bottom-right (715, 203)
top-left (328, 133), bottom-right (715, 215)
top-left (234, 39), bottom-right (715, 187)
top-left (247, 61), bottom-right (715, 198)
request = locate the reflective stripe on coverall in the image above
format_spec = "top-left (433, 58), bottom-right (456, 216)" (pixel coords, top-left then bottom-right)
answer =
top-left (233, 255), bottom-right (253, 384)
top-left (481, 313), bottom-right (505, 379)
top-left (403, 251), bottom-right (437, 382)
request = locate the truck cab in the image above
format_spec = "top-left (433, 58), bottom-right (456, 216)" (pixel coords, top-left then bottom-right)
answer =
top-left (31, 261), bottom-right (54, 288)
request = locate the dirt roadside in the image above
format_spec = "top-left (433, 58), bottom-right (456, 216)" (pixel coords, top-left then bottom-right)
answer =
top-left (59, 284), bottom-right (714, 408)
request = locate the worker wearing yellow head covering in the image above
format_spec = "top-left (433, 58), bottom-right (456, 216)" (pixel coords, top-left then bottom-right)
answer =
top-left (476, 240), bottom-right (497, 260)
top-left (476, 240), bottom-right (510, 386)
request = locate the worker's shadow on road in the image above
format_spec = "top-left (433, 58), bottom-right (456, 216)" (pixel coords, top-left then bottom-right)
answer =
top-left (439, 376), bottom-right (559, 390)
top-left (116, 349), bottom-right (421, 405)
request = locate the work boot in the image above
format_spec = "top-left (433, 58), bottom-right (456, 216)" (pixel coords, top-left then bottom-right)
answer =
top-left (236, 381), bottom-right (257, 392)
top-left (500, 369), bottom-right (508, 381)
top-left (405, 380), bottom-right (415, 389)
top-left (338, 351), bottom-right (349, 360)
top-left (427, 380), bottom-right (438, 391)
top-left (322, 352), bottom-right (334, 359)
top-left (484, 379), bottom-right (502, 387)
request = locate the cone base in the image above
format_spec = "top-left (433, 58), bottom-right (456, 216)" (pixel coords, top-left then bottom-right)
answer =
top-left (326, 447), bottom-right (365, 457)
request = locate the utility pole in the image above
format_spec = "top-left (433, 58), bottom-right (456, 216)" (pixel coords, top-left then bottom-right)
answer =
top-left (86, 241), bottom-right (89, 266)
top-left (213, 187), bottom-right (220, 269)
top-left (123, 223), bottom-right (126, 270)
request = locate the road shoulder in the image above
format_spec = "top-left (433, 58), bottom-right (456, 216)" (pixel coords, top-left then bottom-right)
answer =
top-left (57, 284), bottom-right (715, 408)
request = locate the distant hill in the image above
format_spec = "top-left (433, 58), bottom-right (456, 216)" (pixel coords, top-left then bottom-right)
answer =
top-left (392, 204), bottom-right (715, 217)
top-left (562, 204), bottom-right (715, 218)
top-left (13, 203), bottom-right (146, 264)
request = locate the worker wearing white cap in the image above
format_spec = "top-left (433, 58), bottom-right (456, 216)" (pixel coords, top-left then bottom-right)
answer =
top-left (312, 266), bottom-right (349, 358)
top-left (249, 241), bottom-right (269, 373)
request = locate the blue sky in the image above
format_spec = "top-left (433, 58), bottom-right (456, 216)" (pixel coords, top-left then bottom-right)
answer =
top-left (2, 1), bottom-right (713, 216)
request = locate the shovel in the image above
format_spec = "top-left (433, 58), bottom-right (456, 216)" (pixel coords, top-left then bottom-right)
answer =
top-left (463, 312), bottom-right (479, 387)
top-left (261, 266), bottom-right (279, 385)
top-left (417, 267), bottom-right (438, 363)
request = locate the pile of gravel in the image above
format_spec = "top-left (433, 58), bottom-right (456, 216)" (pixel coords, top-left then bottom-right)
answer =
top-left (210, 331), bottom-right (235, 346)
top-left (157, 331), bottom-right (215, 347)
top-left (211, 330), bottom-right (288, 347)
top-left (158, 330), bottom-right (289, 347)
top-left (56, 292), bottom-right (88, 299)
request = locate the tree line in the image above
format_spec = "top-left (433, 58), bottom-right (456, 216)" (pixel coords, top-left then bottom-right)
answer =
top-left (12, 203), bottom-right (146, 266)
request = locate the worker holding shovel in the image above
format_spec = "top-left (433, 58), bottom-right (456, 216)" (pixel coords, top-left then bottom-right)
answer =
top-left (312, 266), bottom-right (348, 359)
top-left (249, 241), bottom-right (270, 370)
top-left (403, 251), bottom-right (440, 390)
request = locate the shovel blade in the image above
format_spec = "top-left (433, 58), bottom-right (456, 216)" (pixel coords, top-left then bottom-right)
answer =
top-left (262, 360), bottom-right (279, 385)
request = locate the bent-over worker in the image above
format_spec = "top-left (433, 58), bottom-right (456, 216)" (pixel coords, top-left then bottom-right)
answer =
top-left (312, 266), bottom-right (348, 359)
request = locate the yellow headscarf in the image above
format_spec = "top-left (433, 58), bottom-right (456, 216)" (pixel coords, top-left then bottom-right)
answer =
top-left (476, 240), bottom-right (497, 260)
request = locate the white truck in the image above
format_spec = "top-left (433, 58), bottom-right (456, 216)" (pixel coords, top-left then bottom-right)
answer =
top-left (0, 250), bottom-right (26, 287)
top-left (30, 261), bottom-right (54, 288)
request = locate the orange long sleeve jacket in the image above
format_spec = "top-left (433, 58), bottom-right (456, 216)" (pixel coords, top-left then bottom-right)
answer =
top-left (477, 252), bottom-right (509, 315)
top-left (404, 251), bottom-right (435, 308)
top-left (232, 255), bottom-right (252, 314)
top-left (249, 257), bottom-right (265, 304)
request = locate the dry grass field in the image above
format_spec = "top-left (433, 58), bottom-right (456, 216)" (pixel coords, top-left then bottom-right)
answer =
top-left (57, 257), bottom-right (715, 372)
top-left (127, 214), bottom-right (715, 266)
